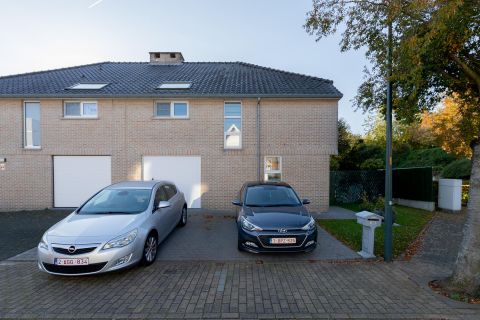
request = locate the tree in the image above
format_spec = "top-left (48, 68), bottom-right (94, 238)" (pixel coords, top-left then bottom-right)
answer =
top-left (331, 119), bottom-right (359, 170)
top-left (422, 96), bottom-right (480, 158)
top-left (305, 0), bottom-right (480, 295)
top-left (363, 112), bottom-right (436, 148)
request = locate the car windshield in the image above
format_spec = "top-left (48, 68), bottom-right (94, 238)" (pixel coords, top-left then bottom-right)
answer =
top-left (245, 185), bottom-right (301, 207)
top-left (78, 188), bottom-right (151, 214)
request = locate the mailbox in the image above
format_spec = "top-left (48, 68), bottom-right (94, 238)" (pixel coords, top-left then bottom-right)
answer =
top-left (356, 211), bottom-right (383, 258)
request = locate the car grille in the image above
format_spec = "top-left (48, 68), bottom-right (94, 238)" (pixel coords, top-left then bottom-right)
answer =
top-left (258, 234), bottom-right (307, 247)
top-left (52, 247), bottom-right (97, 255)
top-left (42, 262), bottom-right (107, 274)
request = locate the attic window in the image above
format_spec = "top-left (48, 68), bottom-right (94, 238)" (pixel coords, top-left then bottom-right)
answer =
top-left (157, 82), bottom-right (192, 89)
top-left (67, 83), bottom-right (109, 90)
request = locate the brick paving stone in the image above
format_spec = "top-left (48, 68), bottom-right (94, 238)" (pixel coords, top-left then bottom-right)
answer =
top-left (1, 260), bottom-right (479, 319)
top-left (1, 209), bottom-right (480, 319)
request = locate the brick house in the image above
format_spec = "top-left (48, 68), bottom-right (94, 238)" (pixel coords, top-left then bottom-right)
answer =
top-left (0, 52), bottom-right (342, 212)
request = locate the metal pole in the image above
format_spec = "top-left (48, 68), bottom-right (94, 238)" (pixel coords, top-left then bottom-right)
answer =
top-left (384, 21), bottom-right (393, 262)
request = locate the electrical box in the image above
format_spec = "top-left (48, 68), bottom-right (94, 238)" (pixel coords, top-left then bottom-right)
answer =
top-left (438, 179), bottom-right (462, 212)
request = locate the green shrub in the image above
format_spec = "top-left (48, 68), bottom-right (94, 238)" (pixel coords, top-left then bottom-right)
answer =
top-left (360, 158), bottom-right (384, 169)
top-left (441, 158), bottom-right (472, 179)
top-left (396, 147), bottom-right (455, 169)
top-left (359, 193), bottom-right (384, 212)
top-left (462, 184), bottom-right (469, 205)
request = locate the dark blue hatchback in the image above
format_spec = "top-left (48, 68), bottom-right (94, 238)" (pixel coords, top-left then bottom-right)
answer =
top-left (233, 182), bottom-right (318, 253)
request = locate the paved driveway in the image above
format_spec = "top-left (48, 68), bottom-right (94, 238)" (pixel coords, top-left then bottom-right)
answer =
top-left (1, 209), bottom-right (479, 319)
top-left (156, 209), bottom-right (359, 261)
top-left (1, 259), bottom-right (479, 319)
top-left (0, 209), bottom-right (70, 260)
top-left (3, 209), bottom-right (359, 262)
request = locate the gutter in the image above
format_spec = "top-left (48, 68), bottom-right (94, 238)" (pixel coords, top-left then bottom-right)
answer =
top-left (0, 93), bottom-right (343, 99)
top-left (256, 97), bottom-right (261, 181)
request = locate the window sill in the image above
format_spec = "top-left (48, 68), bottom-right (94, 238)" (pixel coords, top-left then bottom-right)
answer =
top-left (224, 147), bottom-right (243, 150)
top-left (62, 117), bottom-right (99, 120)
top-left (24, 146), bottom-right (42, 150)
top-left (152, 117), bottom-right (190, 120)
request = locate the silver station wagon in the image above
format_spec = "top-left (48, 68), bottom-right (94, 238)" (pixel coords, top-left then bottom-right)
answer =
top-left (38, 181), bottom-right (187, 275)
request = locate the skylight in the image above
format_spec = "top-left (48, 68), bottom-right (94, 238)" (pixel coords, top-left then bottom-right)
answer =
top-left (157, 82), bottom-right (192, 89)
top-left (67, 83), bottom-right (109, 90)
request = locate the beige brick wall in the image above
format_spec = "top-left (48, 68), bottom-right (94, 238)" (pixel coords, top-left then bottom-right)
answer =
top-left (0, 98), bottom-right (338, 212)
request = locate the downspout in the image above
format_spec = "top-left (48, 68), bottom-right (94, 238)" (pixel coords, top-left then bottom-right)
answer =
top-left (256, 97), bottom-right (261, 181)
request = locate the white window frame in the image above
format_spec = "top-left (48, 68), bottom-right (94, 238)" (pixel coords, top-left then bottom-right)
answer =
top-left (224, 101), bottom-right (242, 149)
top-left (23, 101), bottom-right (41, 149)
top-left (264, 156), bottom-right (282, 181)
top-left (154, 101), bottom-right (189, 119)
top-left (63, 101), bottom-right (98, 118)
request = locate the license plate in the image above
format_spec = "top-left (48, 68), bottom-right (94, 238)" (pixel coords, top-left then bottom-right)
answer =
top-left (54, 258), bottom-right (89, 266)
top-left (270, 238), bottom-right (296, 244)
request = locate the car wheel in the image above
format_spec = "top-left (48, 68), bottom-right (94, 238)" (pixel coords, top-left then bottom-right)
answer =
top-left (141, 233), bottom-right (158, 266)
top-left (178, 206), bottom-right (187, 227)
top-left (237, 236), bottom-right (244, 252)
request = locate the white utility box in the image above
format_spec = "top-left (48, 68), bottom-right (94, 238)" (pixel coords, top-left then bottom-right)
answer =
top-left (356, 211), bottom-right (383, 258)
top-left (438, 179), bottom-right (462, 212)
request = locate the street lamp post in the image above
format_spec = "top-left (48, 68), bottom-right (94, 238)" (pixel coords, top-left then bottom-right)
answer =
top-left (384, 21), bottom-right (394, 262)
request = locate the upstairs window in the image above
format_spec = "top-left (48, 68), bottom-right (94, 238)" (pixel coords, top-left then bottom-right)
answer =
top-left (224, 102), bottom-right (242, 149)
top-left (155, 101), bottom-right (189, 118)
top-left (64, 101), bottom-right (98, 118)
top-left (67, 83), bottom-right (109, 90)
top-left (24, 102), bottom-right (41, 148)
top-left (264, 156), bottom-right (282, 181)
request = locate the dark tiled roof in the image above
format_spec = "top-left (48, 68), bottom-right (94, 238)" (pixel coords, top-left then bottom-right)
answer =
top-left (0, 61), bottom-right (342, 98)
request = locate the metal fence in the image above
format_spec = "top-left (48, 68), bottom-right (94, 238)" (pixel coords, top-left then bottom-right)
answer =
top-left (330, 167), bottom-right (433, 204)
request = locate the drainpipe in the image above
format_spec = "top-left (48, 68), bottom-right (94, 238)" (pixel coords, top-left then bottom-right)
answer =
top-left (256, 97), bottom-right (261, 181)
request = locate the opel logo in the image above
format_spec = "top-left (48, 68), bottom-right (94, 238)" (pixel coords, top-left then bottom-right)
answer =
top-left (68, 246), bottom-right (76, 253)
top-left (278, 228), bottom-right (287, 233)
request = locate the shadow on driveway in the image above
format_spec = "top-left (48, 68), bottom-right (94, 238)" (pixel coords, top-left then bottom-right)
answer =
top-left (2, 208), bottom-right (359, 263)
top-left (0, 209), bottom-right (71, 260)
top-left (157, 209), bottom-right (359, 261)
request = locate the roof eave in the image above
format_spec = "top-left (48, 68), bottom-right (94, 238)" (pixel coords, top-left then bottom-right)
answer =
top-left (0, 93), bottom-right (343, 99)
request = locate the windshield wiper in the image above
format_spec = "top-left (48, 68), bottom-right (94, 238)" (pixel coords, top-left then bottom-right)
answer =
top-left (89, 211), bottom-right (133, 214)
top-left (262, 204), bottom-right (299, 207)
top-left (245, 204), bottom-right (265, 207)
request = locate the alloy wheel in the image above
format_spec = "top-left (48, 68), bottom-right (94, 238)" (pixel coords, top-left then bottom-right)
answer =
top-left (144, 236), bottom-right (157, 262)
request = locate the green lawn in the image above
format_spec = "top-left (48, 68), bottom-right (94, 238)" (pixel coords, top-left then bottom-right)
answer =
top-left (318, 205), bottom-right (433, 257)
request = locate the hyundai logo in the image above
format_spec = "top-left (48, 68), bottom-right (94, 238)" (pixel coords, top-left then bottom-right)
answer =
top-left (68, 246), bottom-right (76, 253)
top-left (278, 228), bottom-right (287, 233)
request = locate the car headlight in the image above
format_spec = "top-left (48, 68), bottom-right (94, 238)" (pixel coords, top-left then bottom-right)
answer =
top-left (102, 229), bottom-right (138, 250)
top-left (241, 217), bottom-right (263, 231)
top-left (301, 217), bottom-right (316, 231)
top-left (38, 234), bottom-right (49, 250)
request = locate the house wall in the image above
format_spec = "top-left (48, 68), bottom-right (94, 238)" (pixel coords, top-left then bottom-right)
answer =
top-left (0, 98), bottom-right (338, 212)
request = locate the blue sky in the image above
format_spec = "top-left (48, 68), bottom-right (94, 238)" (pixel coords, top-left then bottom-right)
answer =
top-left (0, 0), bottom-right (371, 133)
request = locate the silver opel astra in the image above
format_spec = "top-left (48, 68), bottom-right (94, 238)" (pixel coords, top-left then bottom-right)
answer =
top-left (38, 181), bottom-right (187, 275)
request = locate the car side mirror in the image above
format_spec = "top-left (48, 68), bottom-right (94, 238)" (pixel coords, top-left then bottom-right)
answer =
top-left (232, 199), bottom-right (243, 206)
top-left (157, 201), bottom-right (171, 209)
top-left (302, 199), bottom-right (311, 205)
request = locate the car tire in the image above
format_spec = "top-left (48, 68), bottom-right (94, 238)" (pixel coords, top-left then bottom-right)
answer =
top-left (237, 238), bottom-right (244, 252)
top-left (141, 233), bottom-right (158, 266)
top-left (178, 206), bottom-right (187, 227)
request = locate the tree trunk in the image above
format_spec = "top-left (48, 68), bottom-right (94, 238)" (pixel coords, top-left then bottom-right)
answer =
top-left (450, 138), bottom-right (480, 295)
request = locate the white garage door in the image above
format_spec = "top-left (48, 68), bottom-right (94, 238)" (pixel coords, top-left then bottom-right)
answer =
top-left (143, 156), bottom-right (201, 208)
top-left (54, 156), bottom-right (112, 208)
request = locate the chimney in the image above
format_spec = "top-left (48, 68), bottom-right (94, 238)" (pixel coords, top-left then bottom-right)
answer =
top-left (149, 52), bottom-right (184, 64)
